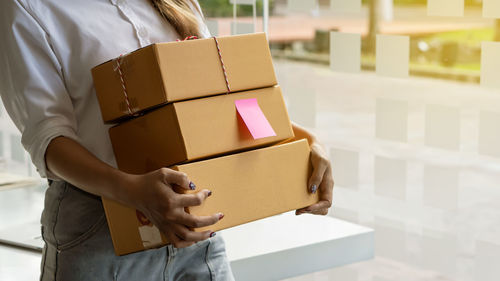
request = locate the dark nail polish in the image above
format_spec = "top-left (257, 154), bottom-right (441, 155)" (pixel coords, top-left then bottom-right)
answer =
top-left (207, 190), bottom-right (212, 197)
top-left (311, 184), bottom-right (317, 194)
top-left (210, 232), bottom-right (216, 237)
top-left (189, 181), bottom-right (196, 190)
top-left (219, 213), bottom-right (224, 220)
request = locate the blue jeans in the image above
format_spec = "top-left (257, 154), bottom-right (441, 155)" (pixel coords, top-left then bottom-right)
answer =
top-left (40, 181), bottom-right (235, 281)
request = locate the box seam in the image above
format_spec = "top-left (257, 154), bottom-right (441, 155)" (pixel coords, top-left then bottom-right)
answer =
top-left (153, 44), bottom-right (170, 103)
top-left (170, 104), bottom-right (189, 164)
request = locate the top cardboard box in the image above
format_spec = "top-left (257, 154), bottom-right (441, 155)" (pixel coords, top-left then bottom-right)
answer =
top-left (92, 33), bottom-right (277, 123)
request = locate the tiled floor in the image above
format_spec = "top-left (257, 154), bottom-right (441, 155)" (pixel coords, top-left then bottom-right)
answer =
top-left (275, 59), bottom-right (500, 281)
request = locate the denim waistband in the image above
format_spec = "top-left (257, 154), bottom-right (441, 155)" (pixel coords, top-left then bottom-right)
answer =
top-left (41, 180), bottom-right (105, 249)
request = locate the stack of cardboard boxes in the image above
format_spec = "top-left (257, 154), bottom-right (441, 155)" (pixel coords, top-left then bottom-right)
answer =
top-left (92, 33), bottom-right (319, 255)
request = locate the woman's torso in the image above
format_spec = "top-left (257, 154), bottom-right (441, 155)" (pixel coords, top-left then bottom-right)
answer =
top-left (30, 0), bottom-right (209, 170)
top-left (32, 0), bottom-right (210, 241)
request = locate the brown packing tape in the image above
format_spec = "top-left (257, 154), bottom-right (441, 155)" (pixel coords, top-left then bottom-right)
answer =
top-left (92, 33), bottom-right (277, 123)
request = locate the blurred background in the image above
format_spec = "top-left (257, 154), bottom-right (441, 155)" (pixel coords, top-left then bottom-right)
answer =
top-left (2, 0), bottom-right (500, 280)
top-left (196, 0), bottom-right (500, 280)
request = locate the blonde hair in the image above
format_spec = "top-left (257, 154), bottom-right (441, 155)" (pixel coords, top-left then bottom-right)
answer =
top-left (151, 0), bottom-right (202, 38)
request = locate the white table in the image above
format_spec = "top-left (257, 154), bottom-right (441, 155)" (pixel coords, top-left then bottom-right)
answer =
top-left (221, 212), bottom-right (374, 281)
top-left (0, 185), bottom-right (374, 281)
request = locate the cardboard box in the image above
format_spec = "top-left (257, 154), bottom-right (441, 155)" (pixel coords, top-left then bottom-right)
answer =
top-left (103, 139), bottom-right (318, 255)
top-left (92, 32), bottom-right (277, 123)
top-left (109, 86), bottom-right (294, 174)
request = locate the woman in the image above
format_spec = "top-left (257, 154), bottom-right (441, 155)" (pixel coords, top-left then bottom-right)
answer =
top-left (0, 0), bottom-right (334, 280)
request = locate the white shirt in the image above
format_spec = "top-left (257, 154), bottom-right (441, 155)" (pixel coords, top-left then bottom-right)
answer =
top-left (0, 0), bottom-right (211, 180)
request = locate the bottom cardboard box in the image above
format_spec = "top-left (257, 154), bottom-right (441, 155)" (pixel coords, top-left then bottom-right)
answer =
top-left (103, 139), bottom-right (318, 256)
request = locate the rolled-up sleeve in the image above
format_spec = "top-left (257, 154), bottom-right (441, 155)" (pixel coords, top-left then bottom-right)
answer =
top-left (0, 0), bottom-right (80, 180)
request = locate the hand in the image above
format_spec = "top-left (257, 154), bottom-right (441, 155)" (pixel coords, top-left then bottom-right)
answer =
top-left (295, 141), bottom-right (334, 216)
top-left (130, 168), bottom-right (224, 248)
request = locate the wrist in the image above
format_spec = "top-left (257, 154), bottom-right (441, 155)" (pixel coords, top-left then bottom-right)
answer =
top-left (308, 135), bottom-right (318, 145)
top-left (291, 122), bottom-right (317, 145)
top-left (106, 169), bottom-right (142, 208)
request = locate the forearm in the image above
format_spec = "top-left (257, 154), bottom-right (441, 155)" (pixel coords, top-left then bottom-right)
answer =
top-left (291, 121), bottom-right (318, 145)
top-left (45, 136), bottom-right (139, 207)
top-left (45, 136), bottom-right (224, 247)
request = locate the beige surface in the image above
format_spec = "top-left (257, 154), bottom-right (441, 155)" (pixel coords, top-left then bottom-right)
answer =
top-left (375, 98), bottom-right (408, 142)
top-left (286, 0), bottom-right (317, 12)
top-left (330, 32), bottom-right (361, 74)
top-left (483, 0), bottom-right (500, 18)
top-left (478, 111), bottom-right (500, 157)
top-left (375, 34), bottom-right (409, 78)
top-left (330, 0), bottom-right (361, 12)
top-left (424, 104), bottom-right (461, 151)
top-left (427, 0), bottom-right (464, 17)
top-left (480, 41), bottom-right (500, 89)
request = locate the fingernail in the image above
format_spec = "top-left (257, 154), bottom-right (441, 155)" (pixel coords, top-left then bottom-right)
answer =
top-left (210, 232), bottom-right (216, 237)
top-left (207, 190), bottom-right (212, 197)
top-left (310, 184), bottom-right (317, 194)
top-left (189, 181), bottom-right (196, 190)
top-left (218, 213), bottom-right (224, 220)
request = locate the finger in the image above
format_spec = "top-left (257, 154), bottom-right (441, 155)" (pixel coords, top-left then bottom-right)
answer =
top-left (175, 210), bottom-right (223, 229)
top-left (309, 208), bottom-right (329, 216)
top-left (161, 168), bottom-right (194, 190)
top-left (296, 208), bottom-right (329, 216)
top-left (169, 223), bottom-right (213, 242)
top-left (304, 200), bottom-right (332, 211)
top-left (318, 169), bottom-right (334, 203)
top-left (296, 200), bottom-right (332, 214)
top-left (308, 151), bottom-right (329, 194)
top-left (176, 189), bottom-right (212, 207)
top-left (162, 225), bottom-right (195, 248)
top-left (298, 168), bottom-right (335, 216)
top-left (172, 234), bottom-right (195, 248)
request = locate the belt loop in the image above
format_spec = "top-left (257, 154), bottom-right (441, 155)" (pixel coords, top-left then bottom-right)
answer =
top-left (168, 244), bottom-right (177, 257)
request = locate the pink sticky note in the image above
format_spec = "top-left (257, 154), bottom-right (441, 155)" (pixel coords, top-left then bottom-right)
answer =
top-left (235, 98), bottom-right (277, 139)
